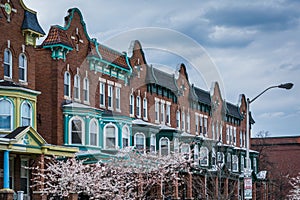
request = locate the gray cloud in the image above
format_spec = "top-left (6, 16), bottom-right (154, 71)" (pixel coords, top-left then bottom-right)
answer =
top-left (24, 0), bottom-right (300, 136)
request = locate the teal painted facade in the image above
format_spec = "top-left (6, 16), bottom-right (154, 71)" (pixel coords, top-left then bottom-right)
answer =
top-left (63, 104), bottom-right (133, 151)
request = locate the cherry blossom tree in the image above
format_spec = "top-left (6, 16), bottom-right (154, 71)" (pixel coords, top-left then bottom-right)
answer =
top-left (30, 148), bottom-right (192, 199)
top-left (287, 172), bottom-right (300, 200)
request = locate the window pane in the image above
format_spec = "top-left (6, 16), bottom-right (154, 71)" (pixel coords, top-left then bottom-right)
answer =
top-left (90, 121), bottom-right (97, 146)
top-left (71, 119), bottom-right (82, 144)
top-left (0, 100), bottom-right (12, 130)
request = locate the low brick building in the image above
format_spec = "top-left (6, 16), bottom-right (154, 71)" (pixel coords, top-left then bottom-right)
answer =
top-left (251, 136), bottom-right (300, 199)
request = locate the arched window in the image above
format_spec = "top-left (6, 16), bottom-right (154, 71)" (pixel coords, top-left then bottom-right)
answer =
top-left (64, 71), bottom-right (71, 97)
top-left (21, 101), bottom-right (32, 126)
top-left (89, 119), bottom-right (98, 146)
top-left (200, 147), bottom-right (209, 166)
top-left (159, 137), bottom-right (170, 156)
top-left (70, 117), bottom-right (84, 145)
top-left (4, 49), bottom-right (12, 78)
top-left (150, 134), bottom-right (156, 153)
top-left (122, 125), bottom-right (130, 148)
top-left (74, 74), bottom-right (80, 100)
top-left (134, 132), bottom-right (145, 153)
top-left (174, 138), bottom-right (179, 153)
top-left (0, 99), bottom-right (13, 131)
top-left (19, 54), bottom-right (27, 82)
top-left (104, 123), bottom-right (118, 149)
top-left (83, 77), bottom-right (89, 102)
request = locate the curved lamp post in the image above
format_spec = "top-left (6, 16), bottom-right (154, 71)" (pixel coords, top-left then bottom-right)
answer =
top-left (244, 82), bottom-right (293, 198)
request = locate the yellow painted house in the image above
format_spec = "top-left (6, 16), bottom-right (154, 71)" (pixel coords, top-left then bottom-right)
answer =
top-left (0, 80), bottom-right (78, 199)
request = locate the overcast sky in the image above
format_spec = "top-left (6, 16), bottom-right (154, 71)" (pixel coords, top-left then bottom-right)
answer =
top-left (24, 0), bottom-right (300, 137)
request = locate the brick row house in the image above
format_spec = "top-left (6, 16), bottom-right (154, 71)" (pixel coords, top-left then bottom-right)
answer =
top-left (0, 1), bottom-right (79, 199)
top-left (0, 1), bottom-right (261, 199)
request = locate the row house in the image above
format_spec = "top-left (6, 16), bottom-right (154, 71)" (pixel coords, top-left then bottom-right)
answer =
top-left (0, 1), bottom-right (260, 199)
top-left (34, 7), bottom-right (259, 199)
top-left (0, 1), bottom-right (78, 199)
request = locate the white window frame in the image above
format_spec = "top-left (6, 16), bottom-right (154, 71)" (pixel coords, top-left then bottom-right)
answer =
top-left (134, 132), bottom-right (146, 153)
top-left (166, 102), bottom-right (171, 126)
top-left (74, 74), bottom-right (80, 100)
top-left (64, 71), bottom-right (71, 98)
top-left (194, 144), bottom-right (199, 166)
top-left (155, 98), bottom-right (160, 123)
top-left (200, 147), bottom-right (209, 166)
top-left (89, 119), bottom-right (98, 146)
top-left (150, 134), bottom-right (156, 153)
top-left (176, 110), bottom-right (180, 130)
top-left (174, 138), bottom-right (179, 153)
top-left (161, 101), bottom-right (165, 124)
top-left (143, 97), bottom-right (148, 120)
top-left (232, 155), bottom-right (239, 172)
top-left (233, 127), bottom-right (237, 145)
top-left (4, 48), bottom-right (12, 79)
top-left (20, 158), bottom-right (30, 197)
top-left (129, 93), bottom-right (134, 117)
top-left (199, 114), bottom-right (203, 135)
top-left (227, 153), bottom-right (232, 171)
top-left (136, 96), bottom-right (141, 118)
top-left (253, 158), bottom-right (257, 174)
top-left (69, 116), bottom-right (85, 145)
top-left (115, 86), bottom-right (121, 112)
top-left (108, 84), bottom-right (113, 110)
top-left (100, 81), bottom-right (106, 108)
top-left (159, 137), bottom-right (170, 156)
top-left (104, 123), bottom-right (118, 149)
top-left (0, 98), bottom-right (13, 131)
top-left (240, 130), bottom-right (243, 147)
top-left (181, 111), bottom-right (185, 131)
top-left (83, 77), bottom-right (89, 103)
top-left (18, 53), bottom-right (27, 82)
top-left (122, 125), bottom-right (130, 148)
top-left (20, 101), bottom-right (32, 127)
top-left (241, 155), bottom-right (245, 172)
top-left (226, 125), bottom-right (230, 144)
top-left (203, 115), bottom-right (208, 136)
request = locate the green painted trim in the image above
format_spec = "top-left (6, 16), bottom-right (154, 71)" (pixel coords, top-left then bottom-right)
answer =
top-left (64, 115), bottom-right (68, 145)
top-left (43, 44), bottom-right (73, 51)
top-left (54, 8), bottom-right (92, 41)
top-left (88, 55), bottom-right (131, 74)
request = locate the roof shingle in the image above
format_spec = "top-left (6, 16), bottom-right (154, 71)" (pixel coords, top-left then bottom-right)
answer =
top-left (42, 26), bottom-right (73, 48)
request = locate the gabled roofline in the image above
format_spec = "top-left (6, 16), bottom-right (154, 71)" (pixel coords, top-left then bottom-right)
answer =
top-left (54, 8), bottom-right (92, 42)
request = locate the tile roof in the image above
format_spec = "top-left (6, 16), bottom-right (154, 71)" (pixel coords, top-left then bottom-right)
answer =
top-left (41, 26), bottom-right (73, 48)
top-left (226, 102), bottom-right (243, 119)
top-left (4, 126), bottom-right (29, 139)
top-left (145, 65), bottom-right (178, 92)
top-left (21, 10), bottom-right (45, 35)
top-left (97, 44), bottom-right (131, 71)
top-left (194, 87), bottom-right (211, 105)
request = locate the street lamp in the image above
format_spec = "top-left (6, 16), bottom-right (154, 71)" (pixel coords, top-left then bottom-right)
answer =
top-left (244, 82), bottom-right (293, 199)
